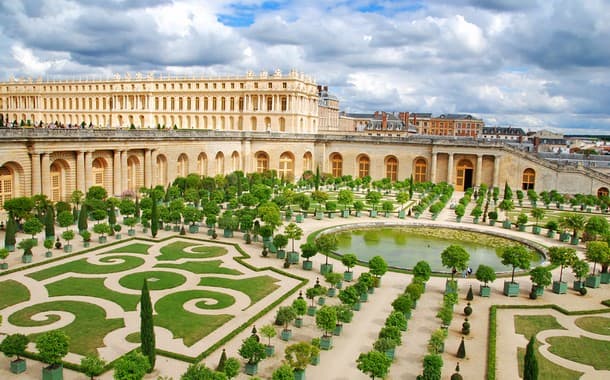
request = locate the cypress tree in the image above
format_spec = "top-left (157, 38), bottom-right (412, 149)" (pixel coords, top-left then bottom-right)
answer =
top-left (524, 336), bottom-right (538, 380)
top-left (108, 203), bottom-right (116, 226)
top-left (314, 166), bottom-right (320, 191)
top-left (135, 197), bottom-right (141, 220)
top-left (151, 191), bottom-right (159, 238)
top-left (456, 336), bottom-right (466, 359)
top-left (4, 215), bottom-right (17, 251)
top-left (78, 203), bottom-right (88, 233)
top-left (44, 205), bottom-right (55, 240)
top-left (140, 280), bottom-right (155, 372)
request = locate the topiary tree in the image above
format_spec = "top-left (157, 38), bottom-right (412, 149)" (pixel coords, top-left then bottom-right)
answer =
top-left (475, 264), bottom-right (496, 286)
top-left (368, 255), bottom-right (388, 284)
top-left (272, 364), bottom-right (294, 380)
top-left (413, 260), bottom-right (431, 283)
top-left (0, 333), bottom-right (28, 361)
top-left (548, 246), bottom-right (577, 283)
top-left (238, 336), bottom-right (267, 365)
top-left (140, 280), bottom-right (155, 372)
top-left (441, 245), bottom-right (470, 281)
top-left (284, 342), bottom-right (319, 372)
top-left (292, 298), bottom-right (307, 325)
top-left (276, 306), bottom-right (297, 333)
top-left (523, 336), bottom-right (538, 380)
top-left (341, 253), bottom-right (358, 274)
top-left (80, 354), bottom-right (107, 380)
top-left (585, 241), bottom-right (609, 275)
top-left (36, 330), bottom-right (69, 369)
top-left (529, 266), bottom-right (552, 292)
top-left (456, 336), bottom-right (466, 359)
top-left (223, 357), bottom-right (239, 380)
top-left (284, 222), bottom-right (303, 253)
top-left (113, 350), bottom-right (150, 380)
top-left (391, 294), bottom-right (413, 316)
top-left (421, 354), bottom-right (443, 380)
top-left (385, 310), bottom-right (408, 331)
top-left (338, 285), bottom-right (360, 308)
top-left (315, 305), bottom-right (338, 338)
top-left (501, 245), bottom-right (533, 283)
top-left (316, 233), bottom-right (338, 269)
top-left (356, 350), bottom-right (392, 379)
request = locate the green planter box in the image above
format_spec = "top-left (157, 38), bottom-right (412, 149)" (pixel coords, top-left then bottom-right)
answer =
top-left (320, 335), bottom-right (333, 350)
top-left (302, 261), bottom-right (313, 270)
top-left (398, 210), bottom-right (406, 219)
top-left (534, 286), bottom-right (544, 296)
top-left (172, 226), bottom-right (181, 232)
top-left (570, 236), bottom-right (580, 245)
top-left (296, 214), bottom-right (304, 223)
top-left (370, 210), bottom-right (378, 218)
top-left (310, 355), bottom-right (320, 366)
top-left (445, 280), bottom-right (458, 295)
top-left (385, 348), bottom-right (396, 361)
top-left (276, 250), bottom-right (286, 259)
top-left (281, 329), bottom-right (293, 341)
top-left (99, 236), bottom-right (107, 243)
top-left (336, 281), bottom-right (343, 289)
top-left (327, 287), bottom-right (336, 297)
top-left (22, 254), bottom-right (32, 263)
top-left (456, 216), bottom-right (462, 223)
top-left (359, 292), bottom-right (368, 302)
top-left (489, 220), bottom-right (496, 226)
top-left (164, 225), bottom-right (172, 231)
top-left (356, 211), bottom-right (362, 217)
top-left (341, 210), bottom-right (349, 218)
top-left (560, 232), bottom-right (570, 242)
top-left (472, 217), bottom-right (479, 224)
top-left (0, 262), bottom-right (8, 270)
top-left (115, 234), bottom-right (122, 240)
top-left (288, 251), bottom-right (300, 265)
top-left (503, 220), bottom-right (512, 229)
top-left (343, 271), bottom-right (353, 282)
top-left (285, 213), bottom-right (292, 222)
top-left (573, 280), bottom-right (585, 291)
top-left (479, 285), bottom-right (491, 297)
top-left (367, 287), bottom-right (375, 295)
top-left (333, 324), bottom-right (343, 336)
top-left (352, 302), bottom-right (361, 311)
top-left (552, 281), bottom-right (568, 294)
top-left (307, 306), bottom-right (317, 316)
top-left (63, 244), bottom-right (72, 253)
top-left (546, 230), bottom-right (556, 238)
top-left (188, 225), bottom-right (199, 233)
top-left (294, 369), bottom-right (306, 380)
top-left (601, 272), bottom-right (610, 284)
top-left (245, 363), bottom-right (258, 376)
top-left (10, 359), bottom-right (26, 374)
top-left (295, 317), bottom-right (303, 328)
top-left (518, 224), bottom-right (526, 232)
top-left (532, 226), bottom-right (541, 235)
top-left (503, 281), bottom-right (520, 297)
top-left (265, 345), bottom-right (275, 357)
top-left (223, 229), bottom-right (233, 238)
top-left (315, 212), bottom-right (324, 220)
top-left (320, 263), bottom-right (333, 275)
top-left (317, 296), bottom-right (326, 306)
top-left (586, 275), bottom-right (601, 288)
top-left (45, 251), bottom-right (52, 258)
top-left (42, 364), bottom-right (63, 380)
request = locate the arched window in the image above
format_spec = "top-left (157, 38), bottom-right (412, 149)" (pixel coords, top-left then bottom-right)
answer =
top-left (0, 166), bottom-right (14, 208)
top-left (358, 155), bottom-right (370, 178)
top-left (522, 168), bottom-right (535, 190)
top-left (198, 153), bottom-right (208, 176)
top-left (92, 158), bottom-right (106, 188)
top-left (231, 151), bottom-right (240, 172)
top-left (250, 116), bottom-right (257, 131)
top-left (127, 156), bottom-right (140, 192)
top-left (598, 187), bottom-right (609, 197)
top-left (303, 152), bottom-right (313, 172)
top-left (215, 152), bottom-right (225, 175)
top-left (177, 154), bottom-right (188, 178)
top-left (279, 152), bottom-right (294, 181)
top-left (50, 163), bottom-right (62, 202)
top-left (279, 117), bottom-right (286, 132)
top-left (256, 152), bottom-right (269, 173)
top-left (330, 153), bottom-right (343, 177)
top-left (156, 155), bottom-right (167, 186)
top-left (414, 158), bottom-right (427, 183)
top-left (386, 156), bottom-right (398, 181)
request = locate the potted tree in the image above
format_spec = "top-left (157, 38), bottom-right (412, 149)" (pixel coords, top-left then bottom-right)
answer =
top-left (488, 210), bottom-right (498, 226)
top-left (499, 199), bottom-right (514, 229)
top-left (377, 326), bottom-right (402, 360)
top-left (238, 335), bottom-right (266, 376)
top-left (391, 294), bottom-right (413, 320)
top-left (368, 255), bottom-right (388, 288)
top-left (584, 241), bottom-right (609, 288)
top-left (357, 350), bottom-right (392, 379)
top-left (548, 246), bottom-right (577, 294)
top-left (517, 213), bottom-right (528, 232)
top-left (353, 200), bottom-right (365, 217)
top-left (260, 324), bottom-right (277, 357)
top-left (381, 200), bottom-right (394, 217)
top-left (284, 342), bottom-right (319, 380)
top-left (470, 205), bottom-right (483, 224)
top-left (23, 217), bottom-right (43, 245)
top-left (315, 305), bottom-right (337, 350)
top-left (273, 233), bottom-right (288, 260)
top-left (339, 285), bottom-right (361, 312)
top-left (80, 354), bottom-right (106, 380)
top-left (37, 330), bottom-right (69, 380)
top-left (18, 238), bottom-right (35, 263)
top-left (0, 333), bottom-right (28, 373)
top-left (333, 304), bottom-right (353, 335)
top-left (276, 306), bottom-right (297, 341)
top-left (530, 208), bottom-right (545, 235)
top-left (338, 189), bottom-right (354, 218)
top-left (475, 264), bottom-right (496, 297)
top-left (325, 272), bottom-right (343, 296)
top-left (300, 242), bottom-right (317, 270)
top-left (545, 220), bottom-right (558, 238)
top-left (113, 224), bottom-right (122, 239)
top-left (43, 238), bottom-right (54, 257)
top-left (559, 213), bottom-right (587, 245)
top-left (292, 297), bottom-right (307, 328)
top-left (93, 222), bottom-right (111, 243)
top-left (80, 230), bottom-right (91, 248)
top-left (413, 260), bottom-right (431, 288)
top-left (316, 233), bottom-right (338, 275)
top-left (341, 253), bottom-right (358, 282)
top-left (572, 259), bottom-right (589, 291)
top-left (366, 191), bottom-right (382, 217)
top-left (285, 222), bottom-right (303, 260)
top-left (454, 204), bottom-right (465, 222)
top-left (0, 247), bottom-right (9, 269)
top-left (529, 266), bottom-right (552, 298)
top-left (61, 230), bottom-right (75, 253)
top-left (427, 328), bottom-right (448, 354)
top-left (501, 245), bottom-right (533, 296)
top-left (441, 244), bottom-right (470, 294)
top-left (385, 310), bottom-right (408, 332)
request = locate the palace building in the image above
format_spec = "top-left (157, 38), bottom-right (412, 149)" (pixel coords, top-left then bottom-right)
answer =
top-left (0, 71), bottom-right (609, 209)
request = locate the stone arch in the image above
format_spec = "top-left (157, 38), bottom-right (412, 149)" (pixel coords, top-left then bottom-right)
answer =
top-left (356, 154), bottom-right (370, 178)
top-left (413, 157), bottom-right (428, 183)
top-left (279, 117), bottom-right (286, 132)
top-left (215, 152), bottom-right (225, 175)
top-left (177, 153), bottom-right (189, 178)
top-left (303, 152), bottom-right (313, 173)
top-left (279, 152), bottom-right (295, 182)
top-left (49, 159), bottom-right (70, 202)
top-left (0, 162), bottom-right (25, 208)
top-left (330, 153), bottom-right (343, 177)
top-left (198, 153), bottom-right (208, 176)
top-left (231, 151), bottom-right (240, 172)
top-left (127, 155), bottom-right (142, 192)
top-left (250, 116), bottom-right (257, 131)
top-left (264, 117), bottom-right (271, 131)
top-left (92, 157), bottom-right (110, 192)
top-left (385, 155), bottom-right (398, 181)
top-left (156, 154), bottom-right (168, 186)
top-left (255, 151), bottom-right (269, 173)
top-left (522, 168), bottom-right (535, 190)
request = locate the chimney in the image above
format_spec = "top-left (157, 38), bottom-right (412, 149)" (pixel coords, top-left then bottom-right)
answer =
top-left (382, 113), bottom-right (387, 130)
top-left (374, 111), bottom-right (379, 117)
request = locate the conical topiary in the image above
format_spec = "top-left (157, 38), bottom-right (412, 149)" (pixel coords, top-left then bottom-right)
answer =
top-left (216, 348), bottom-right (227, 371)
top-left (466, 285), bottom-right (474, 301)
top-left (457, 337), bottom-right (466, 359)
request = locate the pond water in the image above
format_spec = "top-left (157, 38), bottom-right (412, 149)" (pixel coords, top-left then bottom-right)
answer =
top-left (332, 226), bottom-right (544, 273)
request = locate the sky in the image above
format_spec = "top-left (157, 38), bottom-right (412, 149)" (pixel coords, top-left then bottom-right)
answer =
top-left (1, 0), bottom-right (609, 134)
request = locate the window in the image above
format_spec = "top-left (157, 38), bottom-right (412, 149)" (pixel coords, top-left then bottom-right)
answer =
top-left (303, 152), bottom-right (313, 172)
top-left (198, 153), bottom-right (208, 176)
top-left (50, 163), bottom-right (61, 202)
top-left (177, 154), bottom-right (188, 177)
top-left (215, 152), bottom-right (224, 175)
top-left (386, 157), bottom-right (398, 181)
top-left (0, 166), bottom-right (13, 209)
top-left (522, 168), bottom-right (535, 190)
top-left (330, 153), bottom-right (343, 177)
top-left (282, 82), bottom-right (287, 89)
top-left (267, 96), bottom-right (272, 111)
top-left (256, 152), bottom-right (269, 173)
top-left (414, 158), bottom-right (427, 183)
top-left (358, 156), bottom-right (370, 178)
top-left (279, 153), bottom-right (294, 181)
top-left (92, 159), bottom-right (105, 188)
top-left (598, 187), bottom-right (609, 197)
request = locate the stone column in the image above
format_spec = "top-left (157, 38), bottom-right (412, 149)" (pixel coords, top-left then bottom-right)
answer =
top-left (476, 154), bottom-right (483, 187)
top-left (121, 151), bottom-right (128, 193)
top-left (76, 151), bottom-right (85, 193)
top-left (84, 151), bottom-right (93, 191)
top-left (144, 149), bottom-right (152, 188)
top-left (31, 153), bottom-right (41, 195)
top-left (447, 153), bottom-right (454, 185)
top-left (41, 153), bottom-right (51, 197)
top-left (431, 152), bottom-right (437, 183)
top-left (113, 150), bottom-right (122, 196)
top-left (493, 155), bottom-right (501, 188)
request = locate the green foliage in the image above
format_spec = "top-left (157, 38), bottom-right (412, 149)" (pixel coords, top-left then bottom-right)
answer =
top-left (457, 337), bottom-right (466, 359)
top-left (501, 245), bottom-right (533, 283)
top-left (385, 310), bottom-right (407, 331)
top-left (113, 350), bottom-right (150, 380)
top-left (238, 336), bottom-right (267, 364)
top-left (292, 298), bottom-right (307, 317)
top-left (356, 350), bottom-right (392, 379)
top-left (338, 286), bottom-right (360, 306)
top-left (80, 354), bottom-right (107, 379)
top-left (524, 336), bottom-right (538, 380)
top-left (284, 342), bottom-right (319, 371)
top-left (78, 203), bottom-right (88, 232)
top-left (572, 259), bottom-right (589, 281)
top-left (276, 306), bottom-right (297, 330)
top-left (4, 217), bottom-right (17, 247)
top-left (548, 247), bottom-right (577, 282)
top-left (391, 294), bottom-right (412, 314)
top-left (140, 280), bottom-right (156, 371)
top-left (341, 253), bottom-right (358, 272)
top-left (0, 333), bottom-right (28, 359)
top-left (413, 260), bottom-right (431, 282)
top-left (260, 324), bottom-right (277, 346)
top-left (316, 233), bottom-right (338, 265)
top-left (475, 264), bottom-right (497, 286)
top-left (530, 266), bottom-right (552, 288)
top-left (36, 330), bottom-right (70, 366)
top-left (421, 354), bottom-right (443, 380)
top-left (57, 210), bottom-right (74, 228)
top-left (441, 244), bottom-right (470, 280)
top-left (427, 329), bottom-right (447, 354)
top-left (585, 241), bottom-right (609, 274)
top-left (272, 364), bottom-right (294, 380)
top-left (315, 305), bottom-right (338, 336)
top-left (369, 255), bottom-right (388, 278)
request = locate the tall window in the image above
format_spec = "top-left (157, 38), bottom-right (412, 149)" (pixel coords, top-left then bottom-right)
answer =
top-left (92, 158), bottom-right (105, 188)
top-left (330, 153), bottom-right (343, 177)
top-left (598, 187), bottom-right (609, 197)
top-left (231, 151), bottom-right (240, 172)
top-left (386, 156), bottom-right (398, 181)
top-left (256, 152), bottom-right (269, 173)
top-left (358, 156), bottom-right (370, 178)
top-left (215, 152), bottom-right (225, 175)
top-left (279, 153), bottom-right (294, 180)
top-left (127, 156), bottom-right (139, 192)
top-left (414, 158), bottom-right (427, 183)
top-left (177, 154), bottom-right (188, 177)
top-left (279, 117), bottom-right (286, 132)
top-left (157, 155), bottom-right (167, 186)
top-left (303, 152), bottom-right (313, 172)
top-left (0, 166), bottom-right (13, 209)
top-left (50, 163), bottom-right (61, 202)
top-left (522, 168), bottom-right (535, 190)
top-left (198, 153), bottom-right (208, 176)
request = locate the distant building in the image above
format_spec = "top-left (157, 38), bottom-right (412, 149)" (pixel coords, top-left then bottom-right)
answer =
top-left (481, 126), bottom-right (526, 142)
top-left (412, 113), bottom-right (483, 137)
top-left (338, 111), bottom-right (416, 136)
top-left (529, 130), bottom-right (567, 153)
top-left (317, 85), bottom-right (340, 132)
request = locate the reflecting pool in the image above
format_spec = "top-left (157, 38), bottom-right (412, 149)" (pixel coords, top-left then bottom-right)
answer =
top-left (332, 225), bottom-right (544, 273)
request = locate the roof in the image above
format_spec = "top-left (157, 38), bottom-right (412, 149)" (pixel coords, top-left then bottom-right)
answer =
top-left (482, 126), bottom-right (526, 136)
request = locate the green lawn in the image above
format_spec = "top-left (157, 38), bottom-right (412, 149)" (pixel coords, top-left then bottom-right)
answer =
top-left (517, 340), bottom-right (583, 380)
top-left (0, 279), bottom-right (30, 309)
top-left (198, 275), bottom-right (280, 306)
top-left (155, 260), bottom-right (242, 275)
top-left (154, 290), bottom-right (234, 346)
top-left (105, 243), bottom-right (152, 255)
top-left (46, 277), bottom-right (140, 311)
top-left (118, 271), bottom-right (187, 290)
top-left (28, 255), bottom-right (146, 281)
top-left (514, 315), bottom-right (566, 339)
top-left (156, 241), bottom-right (227, 261)
top-left (8, 300), bottom-right (124, 356)
top-left (547, 336), bottom-right (610, 370)
top-left (574, 316), bottom-right (610, 336)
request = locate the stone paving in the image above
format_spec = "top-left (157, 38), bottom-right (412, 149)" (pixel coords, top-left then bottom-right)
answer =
top-left (0, 199), bottom-right (609, 379)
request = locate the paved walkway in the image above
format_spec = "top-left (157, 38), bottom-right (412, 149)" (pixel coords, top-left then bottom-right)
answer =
top-left (0, 196), bottom-right (609, 379)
